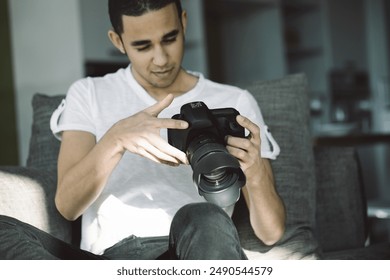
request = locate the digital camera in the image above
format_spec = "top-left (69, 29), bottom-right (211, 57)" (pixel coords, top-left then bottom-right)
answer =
top-left (168, 101), bottom-right (246, 208)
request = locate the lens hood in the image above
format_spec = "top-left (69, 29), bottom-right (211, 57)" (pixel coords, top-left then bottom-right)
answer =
top-left (192, 147), bottom-right (246, 208)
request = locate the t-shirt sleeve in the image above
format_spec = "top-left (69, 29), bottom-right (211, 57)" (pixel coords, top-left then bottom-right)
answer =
top-left (236, 90), bottom-right (280, 160)
top-left (50, 78), bottom-right (96, 140)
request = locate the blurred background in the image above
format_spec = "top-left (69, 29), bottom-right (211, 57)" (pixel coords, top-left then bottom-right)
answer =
top-left (1, 0), bottom-right (390, 243)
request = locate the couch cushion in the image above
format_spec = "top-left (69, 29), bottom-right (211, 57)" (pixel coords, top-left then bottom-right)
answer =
top-left (233, 73), bottom-right (319, 258)
top-left (27, 94), bottom-right (65, 171)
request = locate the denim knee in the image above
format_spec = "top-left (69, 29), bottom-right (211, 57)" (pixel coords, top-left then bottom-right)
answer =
top-left (173, 202), bottom-right (233, 228)
top-left (0, 215), bottom-right (30, 259)
top-left (169, 203), bottom-right (245, 259)
top-left (0, 215), bottom-right (20, 226)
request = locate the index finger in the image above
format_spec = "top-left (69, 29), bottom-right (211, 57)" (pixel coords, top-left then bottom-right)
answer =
top-left (144, 94), bottom-right (174, 117)
top-left (155, 118), bottom-right (188, 130)
top-left (236, 115), bottom-right (260, 141)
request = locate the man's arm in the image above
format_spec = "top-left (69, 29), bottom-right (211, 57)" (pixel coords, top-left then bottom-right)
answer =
top-left (55, 94), bottom-right (188, 221)
top-left (56, 130), bottom-right (122, 221)
top-left (226, 115), bottom-right (285, 245)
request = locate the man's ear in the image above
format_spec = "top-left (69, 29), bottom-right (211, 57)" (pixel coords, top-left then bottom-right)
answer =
top-left (181, 10), bottom-right (188, 35)
top-left (108, 30), bottom-right (126, 54)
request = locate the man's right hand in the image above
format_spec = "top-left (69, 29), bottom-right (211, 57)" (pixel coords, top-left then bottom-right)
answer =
top-left (108, 93), bottom-right (189, 166)
top-left (56, 94), bottom-right (188, 220)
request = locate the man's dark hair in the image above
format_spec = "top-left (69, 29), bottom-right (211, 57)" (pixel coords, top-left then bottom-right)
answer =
top-left (109, 0), bottom-right (183, 35)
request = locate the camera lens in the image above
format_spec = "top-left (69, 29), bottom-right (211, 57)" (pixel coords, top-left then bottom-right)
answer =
top-left (200, 168), bottom-right (238, 192)
top-left (202, 169), bottom-right (237, 189)
top-left (187, 134), bottom-right (246, 208)
top-left (203, 169), bottom-right (227, 184)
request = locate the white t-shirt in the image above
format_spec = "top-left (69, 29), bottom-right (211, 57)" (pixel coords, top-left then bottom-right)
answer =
top-left (51, 65), bottom-right (280, 254)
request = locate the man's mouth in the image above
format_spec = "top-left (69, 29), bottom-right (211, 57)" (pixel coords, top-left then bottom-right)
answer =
top-left (152, 68), bottom-right (173, 77)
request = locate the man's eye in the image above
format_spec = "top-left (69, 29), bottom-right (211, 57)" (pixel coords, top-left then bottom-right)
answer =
top-left (163, 37), bottom-right (177, 44)
top-left (137, 45), bottom-right (151, 52)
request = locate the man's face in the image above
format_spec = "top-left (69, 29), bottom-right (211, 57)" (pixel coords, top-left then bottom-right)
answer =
top-left (113, 4), bottom-right (186, 91)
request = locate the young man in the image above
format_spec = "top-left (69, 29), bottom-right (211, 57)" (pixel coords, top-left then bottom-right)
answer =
top-left (0, 0), bottom-right (285, 260)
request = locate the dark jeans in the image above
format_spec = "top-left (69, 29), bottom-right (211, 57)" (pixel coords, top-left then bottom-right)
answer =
top-left (0, 203), bottom-right (247, 260)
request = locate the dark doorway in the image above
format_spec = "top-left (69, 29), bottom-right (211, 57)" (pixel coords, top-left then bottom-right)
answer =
top-left (0, 0), bottom-right (19, 165)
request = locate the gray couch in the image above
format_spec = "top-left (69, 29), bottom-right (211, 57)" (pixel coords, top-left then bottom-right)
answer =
top-left (1, 73), bottom-right (389, 259)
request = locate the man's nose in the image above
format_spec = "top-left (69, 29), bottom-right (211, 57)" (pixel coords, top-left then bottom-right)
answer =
top-left (153, 45), bottom-right (169, 66)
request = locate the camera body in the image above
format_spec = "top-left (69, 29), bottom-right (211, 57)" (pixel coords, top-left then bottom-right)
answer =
top-left (168, 101), bottom-right (246, 208)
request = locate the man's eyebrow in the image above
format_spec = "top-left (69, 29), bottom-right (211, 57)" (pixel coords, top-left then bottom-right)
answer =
top-left (131, 39), bottom-right (151, 47)
top-left (162, 29), bottom-right (179, 39)
top-left (130, 29), bottom-right (180, 47)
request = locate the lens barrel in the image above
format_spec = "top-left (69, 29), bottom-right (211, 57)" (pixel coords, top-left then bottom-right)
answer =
top-left (187, 135), bottom-right (246, 208)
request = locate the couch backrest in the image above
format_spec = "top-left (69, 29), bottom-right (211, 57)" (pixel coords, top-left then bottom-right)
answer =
top-left (27, 93), bottom-right (65, 171)
top-left (242, 74), bottom-right (319, 257)
top-left (247, 74), bottom-right (316, 228)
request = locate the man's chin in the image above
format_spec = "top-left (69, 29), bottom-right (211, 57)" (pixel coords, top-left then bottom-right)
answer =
top-left (148, 77), bottom-right (176, 89)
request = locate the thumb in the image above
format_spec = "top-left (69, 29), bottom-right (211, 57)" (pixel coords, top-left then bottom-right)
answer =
top-left (144, 94), bottom-right (175, 116)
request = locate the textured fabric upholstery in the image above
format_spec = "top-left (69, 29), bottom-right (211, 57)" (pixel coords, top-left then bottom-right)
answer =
top-left (249, 74), bottom-right (316, 228)
top-left (233, 74), bottom-right (319, 259)
top-left (27, 94), bottom-right (64, 171)
top-left (314, 146), bottom-right (367, 252)
top-left (322, 243), bottom-right (390, 260)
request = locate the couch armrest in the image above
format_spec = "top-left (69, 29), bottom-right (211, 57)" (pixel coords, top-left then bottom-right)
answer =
top-left (0, 166), bottom-right (72, 244)
top-left (314, 146), bottom-right (368, 253)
